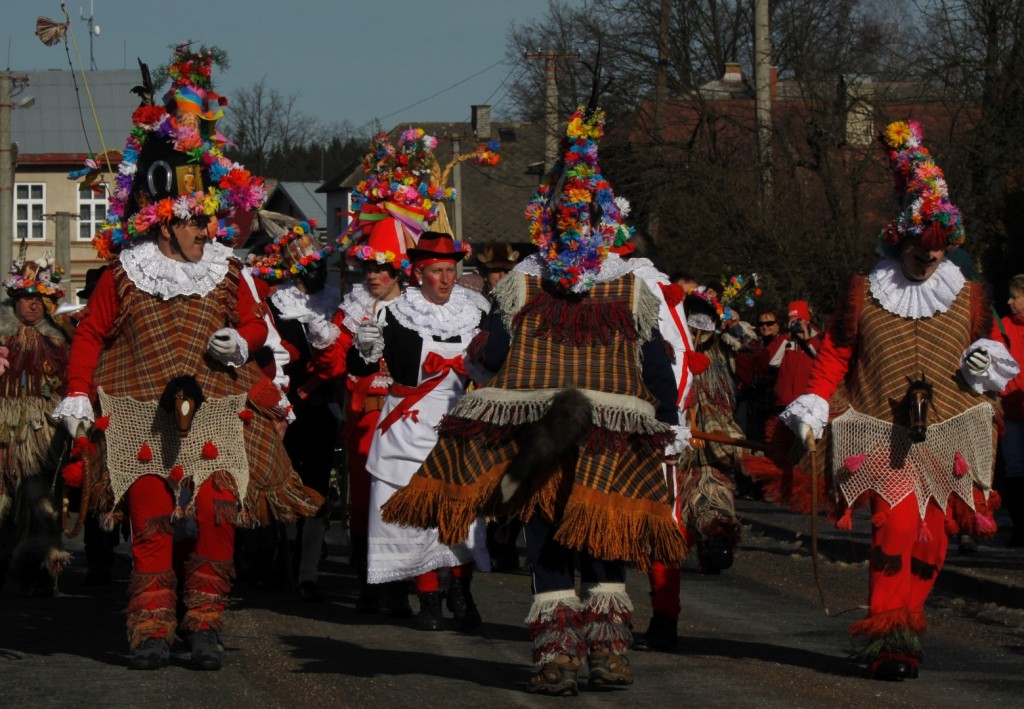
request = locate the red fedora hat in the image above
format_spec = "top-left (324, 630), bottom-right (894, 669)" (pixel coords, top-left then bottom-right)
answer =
top-left (407, 231), bottom-right (470, 264)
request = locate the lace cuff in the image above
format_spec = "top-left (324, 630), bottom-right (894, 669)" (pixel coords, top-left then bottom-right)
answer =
top-left (960, 338), bottom-right (1020, 394)
top-left (779, 393), bottom-right (829, 439)
top-left (219, 329), bottom-right (248, 368)
top-left (53, 394), bottom-right (95, 421)
top-left (665, 423), bottom-right (693, 456)
top-left (307, 317), bottom-right (341, 350)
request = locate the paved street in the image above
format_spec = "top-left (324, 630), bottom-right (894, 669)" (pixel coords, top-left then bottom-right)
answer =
top-left (2, 501), bottom-right (1023, 708)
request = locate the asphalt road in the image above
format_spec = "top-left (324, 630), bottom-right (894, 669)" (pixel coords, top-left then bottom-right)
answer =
top-left (2, 515), bottom-right (1023, 708)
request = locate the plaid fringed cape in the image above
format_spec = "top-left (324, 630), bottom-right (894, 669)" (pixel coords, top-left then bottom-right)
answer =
top-left (381, 271), bottom-right (687, 570)
top-left (83, 260), bottom-right (322, 525)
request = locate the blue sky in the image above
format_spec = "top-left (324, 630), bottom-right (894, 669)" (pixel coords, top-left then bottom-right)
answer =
top-left (5, 0), bottom-right (573, 132)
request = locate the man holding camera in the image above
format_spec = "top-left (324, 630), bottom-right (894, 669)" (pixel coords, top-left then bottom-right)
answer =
top-left (766, 300), bottom-right (822, 410)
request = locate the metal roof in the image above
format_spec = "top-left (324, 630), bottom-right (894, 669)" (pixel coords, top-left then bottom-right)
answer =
top-left (266, 182), bottom-right (327, 224)
top-left (10, 69), bottom-right (139, 157)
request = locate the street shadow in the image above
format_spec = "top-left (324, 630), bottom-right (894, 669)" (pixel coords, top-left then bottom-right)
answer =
top-left (279, 633), bottom-right (529, 689)
top-left (673, 635), bottom-right (859, 678)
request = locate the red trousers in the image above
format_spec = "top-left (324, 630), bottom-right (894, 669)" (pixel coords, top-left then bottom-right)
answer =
top-left (126, 475), bottom-right (237, 648)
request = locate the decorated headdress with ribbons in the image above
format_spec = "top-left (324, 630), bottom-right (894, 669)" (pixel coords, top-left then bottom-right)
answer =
top-left (77, 42), bottom-right (266, 260)
top-left (878, 120), bottom-right (965, 258)
top-left (4, 247), bottom-right (65, 299)
top-left (248, 213), bottom-right (333, 284)
top-left (718, 273), bottom-right (762, 321)
top-left (684, 286), bottom-right (725, 332)
top-left (338, 128), bottom-right (497, 269)
top-left (525, 106), bottom-right (633, 293)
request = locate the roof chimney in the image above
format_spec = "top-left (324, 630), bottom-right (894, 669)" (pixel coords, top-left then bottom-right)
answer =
top-left (472, 105), bottom-right (491, 141)
top-left (723, 62), bottom-right (743, 83)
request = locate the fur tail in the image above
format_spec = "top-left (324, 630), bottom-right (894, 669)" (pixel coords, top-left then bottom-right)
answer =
top-left (499, 389), bottom-right (592, 503)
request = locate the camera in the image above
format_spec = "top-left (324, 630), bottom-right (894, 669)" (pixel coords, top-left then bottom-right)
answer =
top-left (789, 319), bottom-right (805, 337)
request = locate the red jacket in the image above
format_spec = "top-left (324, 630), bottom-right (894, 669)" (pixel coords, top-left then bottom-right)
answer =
top-left (1000, 314), bottom-right (1024, 420)
top-left (768, 332), bottom-right (822, 408)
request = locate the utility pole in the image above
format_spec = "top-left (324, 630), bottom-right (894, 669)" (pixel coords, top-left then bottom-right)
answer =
top-left (0, 72), bottom-right (30, 275)
top-left (754, 0), bottom-right (773, 206)
top-left (648, 0), bottom-right (672, 248)
top-left (524, 50), bottom-right (579, 174)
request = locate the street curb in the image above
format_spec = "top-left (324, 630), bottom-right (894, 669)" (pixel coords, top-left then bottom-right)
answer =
top-left (740, 513), bottom-right (1024, 611)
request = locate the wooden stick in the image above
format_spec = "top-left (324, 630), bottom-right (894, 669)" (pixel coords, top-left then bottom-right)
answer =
top-left (690, 429), bottom-right (772, 453)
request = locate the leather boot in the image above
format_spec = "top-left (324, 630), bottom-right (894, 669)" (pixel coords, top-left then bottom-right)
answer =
top-left (632, 611), bottom-right (678, 652)
top-left (446, 575), bottom-right (482, 631)
top-left (128, 637), bottom-right (170, 671)
top-left (189, 628), bottom-right (223, 671)
top-left (414, 590), bottom-right (445, 631)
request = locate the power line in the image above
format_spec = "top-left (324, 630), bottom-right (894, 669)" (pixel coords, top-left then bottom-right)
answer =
top-left (355, 58), bottom-right (507, 134)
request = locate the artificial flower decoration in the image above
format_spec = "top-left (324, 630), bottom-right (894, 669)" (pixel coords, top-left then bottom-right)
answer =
top-left (525, 106), bottom-right (633, 293)
top-left (719, 273), bottom-right (761, 312)
top-left (248, 220), bottom-right (333, 283)
top-left (77, 42), bottom-right (267, 260)
top-left (337, 129), bottom-right (499, 265)
top-left (3, 255), bottom-right (66, 299)
top-left (878, 120), bottom-right (965, 256)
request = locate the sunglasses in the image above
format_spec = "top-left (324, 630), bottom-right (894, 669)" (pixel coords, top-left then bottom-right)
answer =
top-left (757, 321), bottom-right (777, 327)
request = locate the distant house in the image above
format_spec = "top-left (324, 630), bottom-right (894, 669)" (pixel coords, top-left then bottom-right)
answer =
top-left (317, 106), bottom-right (547, 270)
top-left (9, 69), bottom-right (138, 301)
top-left (262, 181), bottom-right (328, 242)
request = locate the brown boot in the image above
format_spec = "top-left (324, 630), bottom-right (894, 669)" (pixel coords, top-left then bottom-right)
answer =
top-left (587, 647), bottom-right (633, 686)
top-left (528, 655), bottom-right (581, 696)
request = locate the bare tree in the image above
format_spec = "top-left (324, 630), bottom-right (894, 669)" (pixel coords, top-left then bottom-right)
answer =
top-left (225, 78), bottom-right (319, 176)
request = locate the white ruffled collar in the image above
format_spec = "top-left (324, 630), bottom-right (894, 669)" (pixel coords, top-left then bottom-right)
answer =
top-left (627, 257), bottom-right (668, 286)
top-left (390, 284), bottom-right (484, 339)
top-left (340, 283), bottom-right (400, 332)
top-left (868, 258), bottom-right (965, 319)
top-left (120, 240), bottom-right (231, 300)
top-left (514, 252), bottom-right (633, 289)
top-left (270, 282), bottom-right (339, 321)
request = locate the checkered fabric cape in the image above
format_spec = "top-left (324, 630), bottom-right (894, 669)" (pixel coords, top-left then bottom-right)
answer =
top-left (381, 271), bottom-right (687, 569)
top-left (83, 259), bottom-right (323, 524)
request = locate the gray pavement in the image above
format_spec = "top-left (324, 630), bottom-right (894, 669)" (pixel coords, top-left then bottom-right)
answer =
top-left (735, 497), bottom-right (1024, 609)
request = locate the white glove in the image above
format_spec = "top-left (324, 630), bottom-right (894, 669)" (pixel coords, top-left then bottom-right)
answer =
top-left (65, 416), bottom-right (92, 439)
top-left (966, 348), bottom-right (991, 376)
top-left (208, 328), bottom-right (240, 363)
top-left (356, 321), bottom-right (383, 359)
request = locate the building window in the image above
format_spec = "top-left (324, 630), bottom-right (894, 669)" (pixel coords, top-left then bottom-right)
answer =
top-left (78, 185), bottom-right (107, 240)
top-left (15, 183), bottom-right (45, 240)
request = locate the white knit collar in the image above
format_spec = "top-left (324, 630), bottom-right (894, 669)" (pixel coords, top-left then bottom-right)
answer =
top-left (390, 284), bottom-right (484, 339)
top-left (340, 283), bottom-right (401, 332)
top-left (868, 258), bottom-right (965, 319)
top-left (270, 282), bottom-right (339, 321)
top-left (120, 240), bottom-right (231, 300)
top-left (514, 252), bottom-right (633, 288)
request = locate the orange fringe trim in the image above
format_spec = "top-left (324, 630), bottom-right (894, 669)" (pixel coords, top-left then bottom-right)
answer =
top-left (849, 607), bottom-right (927, 638)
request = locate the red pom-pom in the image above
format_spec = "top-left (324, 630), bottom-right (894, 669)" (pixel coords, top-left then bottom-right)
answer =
top-left (94, 415), bottom-right (110, 431)
top-left (168, 465), bottom-right (184, 482)
top-left (71, 435), bottom-right (95, 458)
top-left (659, 283), bottom-right (685, 308)
top-left (137, 442), bottom-right (153, 462)
top-left (62, 461), bottom-right (83, 488)
top-left (202, 441), bottom-right (219, 460)
top-left (844, 454), bottom-right (866, 473)
top-left (238, 409), bottom-right (254, 423)
top-left (688, 351), bottom-right (712, 375)
top-left (248, 377), bottom-right (282, 409)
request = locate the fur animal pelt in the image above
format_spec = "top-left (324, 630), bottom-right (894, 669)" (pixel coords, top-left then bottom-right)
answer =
top-left (499, 388), bottom-right (592, 503)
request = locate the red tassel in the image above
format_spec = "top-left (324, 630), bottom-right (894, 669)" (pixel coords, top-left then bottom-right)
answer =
top-left (71, 435), bottom-right (95, 458)
top-left (836, 508), bottom-right (853, 530)
top-left (202, 441), bottom-right (219, 460)
top-left (238, 409), bottom-right (254, 423)
top-left (917, 519), bottom-right (932, 544)
top-left (248, 378), bottom-right (282, 408)
top-left (871, 511), bottom-right (889, 528)
top-left (844, 454), bottom-right (866, 473)
top-left (94, 415), bottom-right (110, 431)
top-left (688, 351), bottom-right (711, 375)
top-left (62, 461), bottom-right (83, 488)
top-left (137, 442), bottom-right (153, 462)
top-left (953, 452), bottom-right (970, 478)
top-left (977, 514), bottom-right (996, 535)
top-left (169, 465), bottom-right (184, 482)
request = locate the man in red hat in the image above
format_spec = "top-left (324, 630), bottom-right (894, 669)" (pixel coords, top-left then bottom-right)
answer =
top-left (347, 230), bottom-right (490, 631)
top-left (766, 300), bottom-right (822, 411)
top-left (771, 121), bottom-right (1017, 680)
